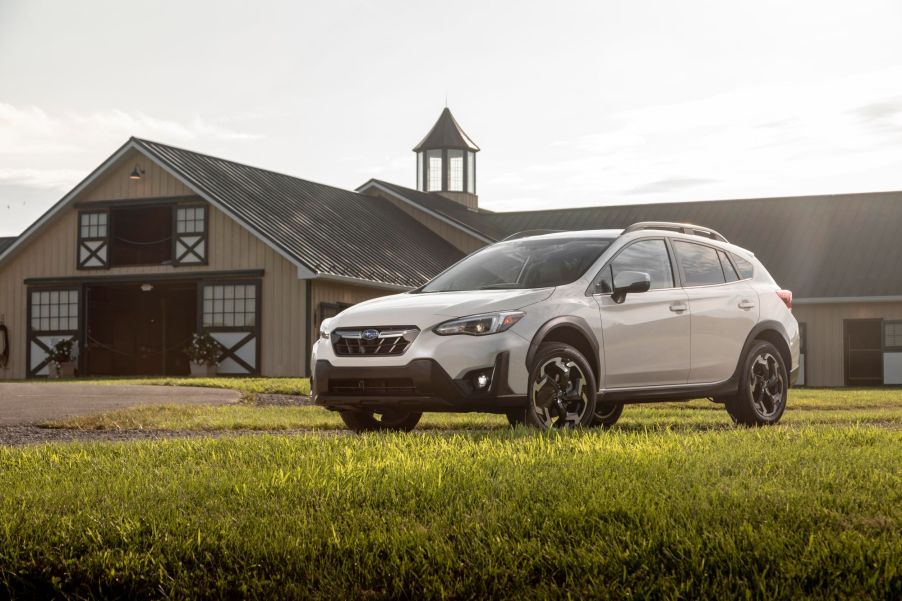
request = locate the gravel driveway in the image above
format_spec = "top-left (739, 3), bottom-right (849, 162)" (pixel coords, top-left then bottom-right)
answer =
top-left (0, 382), bottom-right (239, 426)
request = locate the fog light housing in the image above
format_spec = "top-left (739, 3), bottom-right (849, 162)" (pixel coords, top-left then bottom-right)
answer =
top-left (461, 367), bottom-right (494, 395)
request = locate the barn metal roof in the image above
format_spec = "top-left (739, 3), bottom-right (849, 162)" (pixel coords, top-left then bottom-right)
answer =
top-left (479, 191), bottom-right (902, 300)
top-left (132, 139), bottom-right (464, 288)
top-left (0, 237), bottom-right (15, 254)
top-left (358, 179), bottom-right (506, 241)
top-left (356, 178), bottom-right (902, 300)
top-left (412, 108), bottom-right (480, 152)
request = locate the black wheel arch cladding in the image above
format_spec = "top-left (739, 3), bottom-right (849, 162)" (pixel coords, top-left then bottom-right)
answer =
top-left (526, 316), bottom-right (601, 382)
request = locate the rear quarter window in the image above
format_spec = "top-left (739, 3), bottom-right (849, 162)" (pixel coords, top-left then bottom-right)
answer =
top-left (731, 253), bottom-right (755, 279)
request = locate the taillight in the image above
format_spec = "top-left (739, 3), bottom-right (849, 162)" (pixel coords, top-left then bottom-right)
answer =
top-left (776, 290), bottom-right (792, 311)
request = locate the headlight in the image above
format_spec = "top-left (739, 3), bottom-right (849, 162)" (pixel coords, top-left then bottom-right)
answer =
top-left (433, 311), bottom-right (525, 336)
top-left (319, 318), bottom-right (333, 340)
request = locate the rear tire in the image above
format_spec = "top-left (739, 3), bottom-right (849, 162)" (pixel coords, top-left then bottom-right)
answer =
top-left (339, 409), bottom-right (422, 433)
top-left (725, 340), bottom-right (788, 426)
top-left (505, 410), bottom-right (525, 427)
top-left (590, 402), bottom-right (624, 429)
top-left (523, 342), bottom-right (597, 429)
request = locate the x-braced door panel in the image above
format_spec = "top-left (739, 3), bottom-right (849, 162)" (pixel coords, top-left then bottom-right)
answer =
top-left (77, 210), bottom-right (109, 269)
top-left (174, 205), bottom-right (208, 265)
top-left (28, 288), bottom-right (80, 377)
top-left (200, 281), bottom-right (259, 375)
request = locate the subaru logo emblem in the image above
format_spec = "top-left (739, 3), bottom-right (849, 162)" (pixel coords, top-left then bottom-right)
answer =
top-left (361, 328), bottom-right (379, 341)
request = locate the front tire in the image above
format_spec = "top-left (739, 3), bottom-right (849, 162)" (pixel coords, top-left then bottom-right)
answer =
top-left (523, 343), bottom-right (597, 429)
top-left (725, 340), bottom-right (788, 426)
top-left (339, 409), bottom-right (422, 433)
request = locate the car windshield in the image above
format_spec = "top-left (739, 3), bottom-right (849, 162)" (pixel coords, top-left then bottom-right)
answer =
top-left (420, 237), bottom-right (613, 293)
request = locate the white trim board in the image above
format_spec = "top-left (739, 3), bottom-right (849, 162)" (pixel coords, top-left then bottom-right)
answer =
top-left (315, 272), bottom-right (412, 292)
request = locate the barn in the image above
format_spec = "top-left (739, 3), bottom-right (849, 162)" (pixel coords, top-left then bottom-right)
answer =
top-left (2, 108), bottom-right (902, 386)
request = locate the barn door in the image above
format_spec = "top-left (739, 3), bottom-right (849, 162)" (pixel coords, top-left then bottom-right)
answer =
top-left (200, 281), bottom-right (260, 375)
top-left (844, 319), bottom-right (883, 386)
top-left (28, 288), bottom-right (80, 377)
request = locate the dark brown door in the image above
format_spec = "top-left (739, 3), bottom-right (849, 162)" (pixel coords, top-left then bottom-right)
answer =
top-left (844, 319), bottom-right (883, 386)
top-left (85, 282), bottom-right (196, 376)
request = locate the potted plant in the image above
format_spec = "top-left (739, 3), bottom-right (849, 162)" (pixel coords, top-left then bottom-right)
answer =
top-left (185, 333), bottom-right (222, 377)
top-left (48, 338), bottom-right (77, 378)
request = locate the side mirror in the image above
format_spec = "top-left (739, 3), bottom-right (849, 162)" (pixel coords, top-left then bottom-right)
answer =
top-left (612, 271), bottom-right (651, 303)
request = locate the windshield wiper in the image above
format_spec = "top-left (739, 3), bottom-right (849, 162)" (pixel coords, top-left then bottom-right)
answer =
top-left (478, 283), bottom-right (523, 290)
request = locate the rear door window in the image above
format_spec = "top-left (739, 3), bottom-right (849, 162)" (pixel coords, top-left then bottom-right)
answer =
top-left (718, 250), bottom-right (739, 282)
top-left (673, 240), bottom-right (726, 287)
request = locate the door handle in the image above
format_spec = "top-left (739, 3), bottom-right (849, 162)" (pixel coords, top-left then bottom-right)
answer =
top-left (738, 299), bottom-right (756, 310)
top-left (669, 302), bottom-right (688, 313)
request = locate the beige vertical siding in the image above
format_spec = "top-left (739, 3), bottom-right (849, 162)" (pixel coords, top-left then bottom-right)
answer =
top-left (793, 301), bottom-right (902, 386)
top-left (310, 279), bottom-right (396, 330)
top-left (362, 189), bottom-right (488, 254)
top-left (81, 149), bottom-right (195, 201)
top-left (0, 153), bottom-right (309, 378)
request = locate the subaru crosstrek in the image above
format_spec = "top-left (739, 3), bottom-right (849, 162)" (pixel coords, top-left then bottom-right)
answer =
top-left (312, 222), bottom-right (800, 432)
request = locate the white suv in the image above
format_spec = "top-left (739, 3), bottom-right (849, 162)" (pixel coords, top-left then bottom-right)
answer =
top-left (312, 222), bottom-right (800, 433)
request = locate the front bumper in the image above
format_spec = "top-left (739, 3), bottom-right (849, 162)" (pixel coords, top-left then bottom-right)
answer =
top-left (313, 352), bottom-right (527, 413)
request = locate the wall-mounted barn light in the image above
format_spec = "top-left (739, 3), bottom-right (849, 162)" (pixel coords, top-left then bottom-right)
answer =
top-left (140, 283), bottom-right (154, 292)
top-left (129, 165), bottom-right (145, 181)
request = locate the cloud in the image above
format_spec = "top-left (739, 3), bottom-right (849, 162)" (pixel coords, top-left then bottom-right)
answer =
top-left (0, 102), bottom-right (264, 205)
top-left (0, 168), bottom-right (86, 190)
top-left (483, 65), bottom-right (902, 209)
top-left (853, 98), bottom-right (902, 130)
top-left (0, 102), bottom-right (263, 157)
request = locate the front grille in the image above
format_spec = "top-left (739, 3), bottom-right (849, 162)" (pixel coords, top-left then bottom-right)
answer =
top-left (332, 327), bottom-right (418, 356)
top-left (329, 378), bottom-right (417, 396)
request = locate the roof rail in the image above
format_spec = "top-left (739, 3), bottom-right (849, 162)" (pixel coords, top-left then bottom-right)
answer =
top-left (500, 229), bottom-right (564, 242)
top-left (622, 221), bottom-right (728, 243)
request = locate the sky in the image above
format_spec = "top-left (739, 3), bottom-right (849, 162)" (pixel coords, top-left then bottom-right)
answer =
top-left (1, 0), bottom-right (901, 236)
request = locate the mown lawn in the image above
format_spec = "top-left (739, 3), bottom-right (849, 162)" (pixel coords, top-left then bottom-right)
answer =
top-left (1, 388), bottom-right (900, 599)
top-left (43, 387), bottom-right (902, 432)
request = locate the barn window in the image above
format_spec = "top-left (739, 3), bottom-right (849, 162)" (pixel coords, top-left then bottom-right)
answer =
top-left (448, 149), bottom-right (464, 191)
top-left (416, 152), bottom-right (424, 191)
top-left (80, 212), bottom-right (107, 238)
top-left (31, 289), bottom-right (79, 332)
top-left (426, 149), bottom-right (443, 191)
top-left (884, 321), bottom-right (902, 351)
top-left (77, 211), bottom-right (110, 269)
top-left (202, 284), bottom-right (256, 327)
top-left (174, 205), bottom-right (207, 265)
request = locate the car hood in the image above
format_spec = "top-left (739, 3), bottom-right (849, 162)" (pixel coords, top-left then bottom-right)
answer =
top-left (328, 288), bottom-right (554, 329)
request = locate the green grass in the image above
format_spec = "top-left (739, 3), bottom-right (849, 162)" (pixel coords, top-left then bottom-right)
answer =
top-left (44, 387), bottom-right (902, 432)
top-left (3, 389), bottom-right (901, 598)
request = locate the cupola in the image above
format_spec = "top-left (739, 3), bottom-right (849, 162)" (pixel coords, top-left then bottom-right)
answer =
top-left (413, 107), bottom-right (479, 209)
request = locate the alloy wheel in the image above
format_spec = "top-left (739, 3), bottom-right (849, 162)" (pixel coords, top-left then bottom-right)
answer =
top-left (530, 357), bottom-right (591, 428)
top-left (748, 352), bottom-right (785, 419)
